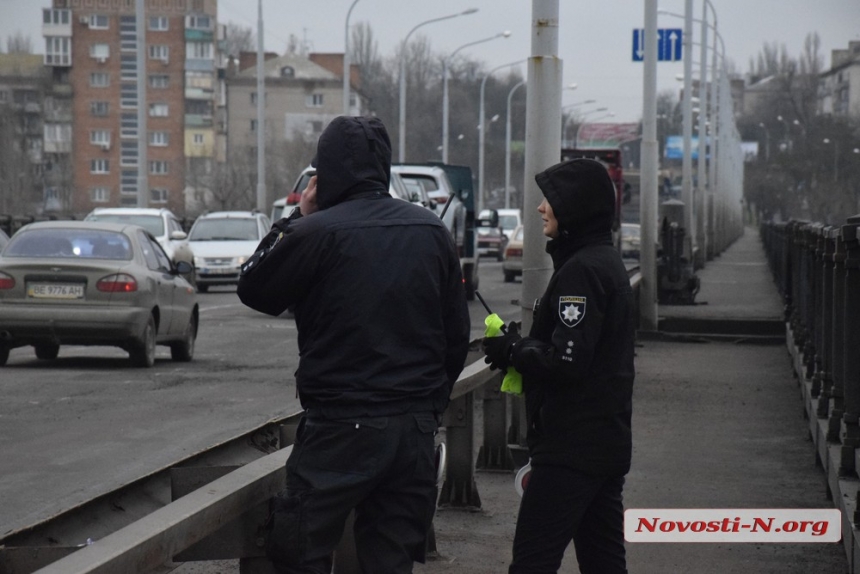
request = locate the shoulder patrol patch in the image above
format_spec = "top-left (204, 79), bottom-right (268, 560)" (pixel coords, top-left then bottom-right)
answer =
top-left (559, 296), bottom-right (586, 328)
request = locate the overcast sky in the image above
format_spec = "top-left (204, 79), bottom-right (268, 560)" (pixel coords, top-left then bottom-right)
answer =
top-left (2, 0), bottom-right (859, 123)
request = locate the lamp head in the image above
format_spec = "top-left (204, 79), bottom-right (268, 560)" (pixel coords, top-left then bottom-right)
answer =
top-left (462, 8), bottom-right (479, 15)
top-left (502, 30), bottom-right (512, 38)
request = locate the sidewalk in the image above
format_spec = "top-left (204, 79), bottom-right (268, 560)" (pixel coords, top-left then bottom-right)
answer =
top-left (416, 228), bottom-right (849, 574)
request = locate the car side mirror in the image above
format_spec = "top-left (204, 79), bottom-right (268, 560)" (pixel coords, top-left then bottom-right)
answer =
top-left (170, 230), bottom-right (188, 240)
top-left (174, 260), bottom-right (193, 275)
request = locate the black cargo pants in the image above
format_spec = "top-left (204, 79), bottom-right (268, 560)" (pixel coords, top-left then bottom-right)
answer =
top-left (267, 411), bottom-right (439, 574)
top-left (509, 464), bottom-right (627, 574)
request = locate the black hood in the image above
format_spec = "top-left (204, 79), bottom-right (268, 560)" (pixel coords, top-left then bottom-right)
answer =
top-left (535, 158), bottom-right (616, 241)
top-left (312, 116), bottom-right (391, 210)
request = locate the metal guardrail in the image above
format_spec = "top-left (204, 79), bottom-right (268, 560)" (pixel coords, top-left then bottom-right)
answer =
top-left (760, 217), bottom-right (860, 571)
top-left (9, 269), bottom-right (643, 574)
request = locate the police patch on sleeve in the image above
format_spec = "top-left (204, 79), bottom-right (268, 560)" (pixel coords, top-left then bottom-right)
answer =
top-left (559, 296), bottom-right (586, 328)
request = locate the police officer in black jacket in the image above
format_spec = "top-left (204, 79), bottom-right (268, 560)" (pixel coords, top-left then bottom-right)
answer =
top-left (483, 158), bottom-right (634, 574)
top-left (238, 116), bottom-right (470, 574)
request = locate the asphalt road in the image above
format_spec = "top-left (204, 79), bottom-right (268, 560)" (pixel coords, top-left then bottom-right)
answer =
top-left (0, 258), bottom-right (522, 539)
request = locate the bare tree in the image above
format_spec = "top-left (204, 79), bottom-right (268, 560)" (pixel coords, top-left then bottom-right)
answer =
top-left (6, 32), bottom-right (32, 54)
top-left (222, 23), bottom-right (255, 59)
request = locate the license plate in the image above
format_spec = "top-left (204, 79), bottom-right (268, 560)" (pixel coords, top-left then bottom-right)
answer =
top-left (201, 267), bottom-right (233, 275)
top-left (28, 283), bottom-right (85, 299)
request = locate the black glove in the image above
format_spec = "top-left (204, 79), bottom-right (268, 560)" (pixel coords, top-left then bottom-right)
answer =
top-left (482, 321), bottom-right (521, 371)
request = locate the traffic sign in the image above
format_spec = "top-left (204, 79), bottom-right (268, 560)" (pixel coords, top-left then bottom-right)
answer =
top-left (632, 28), bottom-right (683, 62)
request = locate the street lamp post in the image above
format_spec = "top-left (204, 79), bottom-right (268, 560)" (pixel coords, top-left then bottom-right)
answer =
top-left (561, 99), bottom-right (596, 146)
top-left (342, 0), bottom-right (361, 116)
top-left (823, 138), bottom-right (839, 182)
top-left (758, 122), bottom-right (769, 163)
top-left (575, 112), bottom-right (614, 146)
top-left (505, 80), bottom-right (525, 209)
top-left (398, 8), bottom-right (478, 163)
top-left (478, 59), bottom-right (525, 213)
top-left (442, 30), bottom-right (511, 163)
top-left (570, 107), bottom-right (607, 147)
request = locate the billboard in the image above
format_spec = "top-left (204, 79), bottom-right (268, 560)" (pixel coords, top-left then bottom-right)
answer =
top-left (664, 135), bottom-right (711, 160)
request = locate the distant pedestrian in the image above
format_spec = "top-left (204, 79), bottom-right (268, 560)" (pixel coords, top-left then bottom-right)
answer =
top-left (238, 116), bottom-right (470, 573)
top-left (482, 158), bottom-right (635, 573)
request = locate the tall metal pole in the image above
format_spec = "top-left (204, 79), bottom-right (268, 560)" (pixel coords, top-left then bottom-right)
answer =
top-left (505, 80), bottom-right (525, 209)
top-left (256, 0), bottom-right (265, 211)
top-left (343, 0), bottom-right (360, 116)
top-left (681, 0), bottom-right (694, 259)
top-left (135, 0), bottom-right (147, 207)
top-left (521, 0), bottom-right (561, 333)
top-left (697, 5), bottom-right (708, 265)
top-left (442, 32), bottom-right (510, 163)
top-left (479, 60), bottom-right (522, 214)
top-left (640, 0), bottom-right (659, 331)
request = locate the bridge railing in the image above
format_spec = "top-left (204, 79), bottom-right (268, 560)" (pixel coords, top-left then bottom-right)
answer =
top-left (760, 216), bottom-right (860, 566)
top-left (20, 271), bottom-right (642, 574)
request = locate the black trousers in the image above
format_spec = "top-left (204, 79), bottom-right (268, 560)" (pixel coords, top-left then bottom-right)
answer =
top-left (509, 464), bottom-right (627, 574)
top-left (268, 411), bottom-right (439, 574)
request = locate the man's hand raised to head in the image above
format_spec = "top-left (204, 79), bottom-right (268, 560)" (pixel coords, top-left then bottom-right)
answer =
top-left (299, 175), bottom-right (319, 216)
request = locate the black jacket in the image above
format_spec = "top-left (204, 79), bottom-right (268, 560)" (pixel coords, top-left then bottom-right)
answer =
top-left (237, 117), bottom-right (470, 418)
top-left (510, 159), bottom-right (635, 476)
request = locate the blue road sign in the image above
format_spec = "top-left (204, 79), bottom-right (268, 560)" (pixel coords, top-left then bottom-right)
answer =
top-left (632, 28), bottom-right (683, 62)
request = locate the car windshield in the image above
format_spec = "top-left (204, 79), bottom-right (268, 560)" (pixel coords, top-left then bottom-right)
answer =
top-left (515, 227), bottom-right (524, 241)
top-left (88, 214), bottom-right (164, 237)
top-left (5, 229), bottom-right (132, 260)
top-left (499, 215), bottom-right (519, 230)
top-left (622, 225), bottom-right (640, 238)
top-left (190, 218), bottom-right (259, 241)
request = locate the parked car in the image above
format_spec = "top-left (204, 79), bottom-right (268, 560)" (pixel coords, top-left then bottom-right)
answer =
top-left (502, 225), bottom-right (524, 282)
top-left (84, 207), bottom-right (196, 285)
top-left (0, 228), bottom-right (9, 251)
top-left (187, 211), bottom-right (271, 292)
top-left (496, 208), bottom-right (523, 242)
top-left (0, 221), bottom-right (198, 367)
top-left (391, 165), bottom-right (466, 236)
top-left (476, 210), bottom-right (507, 261)
top-left (621, 223), bottom-right (641, 259)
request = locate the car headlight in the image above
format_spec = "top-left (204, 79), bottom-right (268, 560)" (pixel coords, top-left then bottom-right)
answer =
top-left (193, 256), bottom-right (205, 267)
top-left (236, 256), bottom-right (247, 265)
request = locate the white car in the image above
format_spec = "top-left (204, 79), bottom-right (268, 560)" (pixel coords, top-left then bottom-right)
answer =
top-left (187, 211), bottom-right (271, 292)
top-left (481, 208), bottom-right (522, 242)
top-left (84, 207), bottom-right (195, 272)
top-left (391, 165), bottom-right (466, 240)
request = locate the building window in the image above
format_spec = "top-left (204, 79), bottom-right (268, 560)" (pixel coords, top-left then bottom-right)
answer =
top-left (91, 187), bottom-right (110, 203)
top-left (121, 170), bottom-right (138, 194)
top-left (307, 120), bottom-right (324, 134)
top-left (151, 188), bottom-right (168, 203)
top-left (43, 8), bottom-right (70, 25)
top-left (250, 92), bottom-right (267, 105)
top-left (186, 14), bottom-right (212, 30)
top-left (149, 131), bottom-right (169, 146)
top-left (91, 101), bottom-right (109, 116)
top-left (88, 14), bottom-right (109, 29)
top-left (90, 72), bottom-right (109, 87)
top-left (250, 119), bottom-right (257, 132)
top-left (44, 123), bottom-right (71, 143)
top-left (149, 74), bottom-right (169, 88)
top-left (44, 36), bottom-right (70, 66)
top-left (120, 54), bottom-right (137, 80)
top-left (149, 103), bottom-right (168, 117)
top-left (192, 133), bottom-right (204, 145)
top-left (120, 141), bottom-right (138, 166)
top-left (306, 93), bottom-right (324, 108)
top-left (120, 83), bottom-right (138, 109)
top-left (90, 43), bottom-right (110, 61)
top-left (90, 130), bottom-right (111, 146)
top-left (149, 16), bottom-right (168, 31)
top-left (280, 66), bottom-right (295, 78)
top-left (148, 45), bottom-right (169, 63)
top-left (120, 113), bottom-right (138, 138)
top-left (91, 159), bottom-right (110, 174)
top-left (186, 42), bottom-right (213, 59)
top-left (149, 160), bottom-right (169, 175)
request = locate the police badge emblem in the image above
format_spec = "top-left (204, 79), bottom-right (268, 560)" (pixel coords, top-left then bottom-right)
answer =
top-left (559, 296), bottom-right (586, 328)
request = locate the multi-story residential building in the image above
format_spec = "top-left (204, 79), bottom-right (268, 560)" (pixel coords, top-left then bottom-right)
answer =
top-left (819, 41), bottom-right (860, 118)
top-left (41, 0), bottom-right (222, 218)
top-left (227, 52), bottom-right (365, 154)
top-left (0, 52), bottom-right (72, 215)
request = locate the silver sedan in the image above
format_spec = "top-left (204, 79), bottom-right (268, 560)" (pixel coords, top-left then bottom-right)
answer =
top-left (0, 221), bottom-right (198, 367)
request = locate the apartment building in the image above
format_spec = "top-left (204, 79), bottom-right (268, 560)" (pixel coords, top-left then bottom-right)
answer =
top-left (819, 41), bottom-right (860, 118)
top-left (42, 0), bottom-right (222, 217)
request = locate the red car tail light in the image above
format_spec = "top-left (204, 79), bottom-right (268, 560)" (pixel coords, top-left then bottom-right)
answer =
top-left (506, 247), bottom-right (523, 258)
top-left (97, 273), bottom-right (138, 292)
top-left (0, 272), bottom-right (14, 289)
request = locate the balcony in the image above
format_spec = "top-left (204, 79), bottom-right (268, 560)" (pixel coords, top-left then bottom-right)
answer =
top-left (185, 114), bottom-right (213, 127)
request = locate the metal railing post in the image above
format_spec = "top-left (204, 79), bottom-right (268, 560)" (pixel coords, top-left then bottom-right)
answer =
top-left (841, 216), bottom-right (860, 486)
top-left (477, 373), bottom-right (516, 470)
top-left (438, 391), bottom-right (481, 507)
